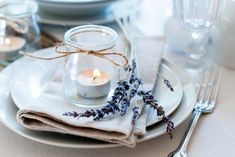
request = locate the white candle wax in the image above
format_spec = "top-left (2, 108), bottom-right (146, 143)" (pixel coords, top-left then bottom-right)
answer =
top-left (0, 36), bottom-right (26, 53)
top-left (77, 69), bottom-right (111, 98)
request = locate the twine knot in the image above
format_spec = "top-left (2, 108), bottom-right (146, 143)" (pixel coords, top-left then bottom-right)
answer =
top-left (87, 50), bottom-right (95, 55)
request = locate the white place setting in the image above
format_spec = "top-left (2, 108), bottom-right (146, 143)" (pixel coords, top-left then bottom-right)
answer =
top-left (0, 0), bottom-right (235, 157)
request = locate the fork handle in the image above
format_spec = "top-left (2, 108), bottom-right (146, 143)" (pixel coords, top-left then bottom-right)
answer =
top-left (168, 110), bottom-right (202, 157)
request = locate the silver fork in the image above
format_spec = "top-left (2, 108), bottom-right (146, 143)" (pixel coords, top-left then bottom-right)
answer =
top-left (168, 67), bottom-right (223, 157)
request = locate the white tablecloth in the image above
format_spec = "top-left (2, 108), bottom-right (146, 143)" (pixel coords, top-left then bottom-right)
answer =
top-left (1, 0), bottom-right (235, 156)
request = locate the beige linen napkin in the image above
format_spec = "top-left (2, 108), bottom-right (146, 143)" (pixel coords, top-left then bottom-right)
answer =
top-left (16, 36), bottom-right (164, 147)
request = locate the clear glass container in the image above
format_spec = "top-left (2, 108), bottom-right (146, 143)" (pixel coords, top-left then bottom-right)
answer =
top-left (63, 25), bottom-right (127, 108)
top-left (0, 0), bottom-right (39, 61)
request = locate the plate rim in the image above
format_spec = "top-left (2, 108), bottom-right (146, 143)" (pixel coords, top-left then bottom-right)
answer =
top-left (0, 48), bottom-right (196, 149)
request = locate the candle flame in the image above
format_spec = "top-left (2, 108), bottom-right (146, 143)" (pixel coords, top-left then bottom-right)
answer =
top-left (93, 69), bottom-right (101, 77)
top-left (5, 38), bottom-right (11, 45)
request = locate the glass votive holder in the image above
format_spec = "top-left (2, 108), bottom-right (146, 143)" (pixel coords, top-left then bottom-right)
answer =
top-left (0, 0), bottom-right (39, 62)
top-left (63, 25), bottom-right (126, 108)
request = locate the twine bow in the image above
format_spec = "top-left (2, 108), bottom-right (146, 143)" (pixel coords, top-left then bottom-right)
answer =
top-left (0, 16), bottom-right (28, 34)
top-left (20, 43), bottom-right (129, 67)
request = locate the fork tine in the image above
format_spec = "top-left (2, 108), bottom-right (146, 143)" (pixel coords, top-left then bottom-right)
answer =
top-left (199, 67), bottom-right (223, 106)
top-left (196, 71), bottom-right (206, 101)
top-left (203, 69), bottom-right (217, 104)
top-left (199, 70), bottom-right (213, 104)
top-left (210, 67), bottom-right (223, 104)
top-left (206, 68), bottom-right (218, 104)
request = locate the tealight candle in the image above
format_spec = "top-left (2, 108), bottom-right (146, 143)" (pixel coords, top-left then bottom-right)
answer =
top-left (77, 69), bottom-right (111, 98)
top-left (0, 36), bottom-right (26, 60)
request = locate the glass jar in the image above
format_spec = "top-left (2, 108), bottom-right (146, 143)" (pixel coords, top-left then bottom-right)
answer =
top-left (0, 0), bottom-right (39, 62)
top-left (63, 25), bottom-right (127, 108)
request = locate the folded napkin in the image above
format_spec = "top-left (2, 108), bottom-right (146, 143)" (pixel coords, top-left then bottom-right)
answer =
top-left (16, 36), bottom-right (164, 147)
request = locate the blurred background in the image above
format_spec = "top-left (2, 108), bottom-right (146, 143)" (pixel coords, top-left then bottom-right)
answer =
top-left (0, 0), bottom-right (233, 69)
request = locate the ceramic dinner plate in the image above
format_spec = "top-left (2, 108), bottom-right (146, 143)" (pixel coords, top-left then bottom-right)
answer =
top-left (0, 48), bottom-right (196, 148)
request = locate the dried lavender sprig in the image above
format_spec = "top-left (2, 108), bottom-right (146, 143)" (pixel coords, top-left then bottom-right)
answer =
top-left (132, 107), bottom-right (140, 125)
top-left (63, 111), bottom-right (81, 118)
top-left (63, 80), bottom-right (128, 120)
top-left (156, 72), bottom-right (174, 92)
top-left (120, 96), bottom-right (130, 116)
top-left (162, 116), bottom-right (174, 138)
top-left (137, 90), bottom-right (174, 138)
top-left (63, 80), bottom-right (126, 119)
top-left (121, 60), bottom-right (142, 116)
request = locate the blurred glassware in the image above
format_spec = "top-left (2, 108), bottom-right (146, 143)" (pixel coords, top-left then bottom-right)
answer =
top-left (211, 0), bottom-right (235, 69)
top-left (164, 16), bottom-right (191, 53)
top-left (172, 0), bottom-right (221, 69)
top-left (0, 0), bottom-right (39, 62)
top-left (164, 16), bottom-right (209, 53)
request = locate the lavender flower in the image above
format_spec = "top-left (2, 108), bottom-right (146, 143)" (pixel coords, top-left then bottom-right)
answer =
top-left (132, 107), bottom-right (140, 125)
top-left (163, 116), bottom-right (174, 138)
top-left (137, 90), bottom-right (174, 138)
top-left (120, 96), bottom-right (130, 116)
top-left (63, 111), bottom-right (80, 118)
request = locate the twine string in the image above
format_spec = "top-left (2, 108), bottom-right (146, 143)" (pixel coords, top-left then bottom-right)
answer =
top-left (20, 43), bottom-right (129, 67)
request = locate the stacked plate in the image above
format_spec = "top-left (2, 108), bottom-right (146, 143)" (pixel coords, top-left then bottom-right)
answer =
top-left (0, 47), bottom-right (196, 148)
top-left (36, 0), bottom-right (120, 25)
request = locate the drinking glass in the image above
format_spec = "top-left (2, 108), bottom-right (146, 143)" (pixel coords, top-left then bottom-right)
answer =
top-left (172, 0), bottom-right (221, 68)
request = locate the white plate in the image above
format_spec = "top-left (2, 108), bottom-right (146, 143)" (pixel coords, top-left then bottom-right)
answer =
top-left (36, 0), bottom-right (118, 18)
top-left (10, 48), bottom-right (183, 126)
top-left (37, 6), bottom-right (115, 26)
top-left (0, 48), bottom-right (196, 148)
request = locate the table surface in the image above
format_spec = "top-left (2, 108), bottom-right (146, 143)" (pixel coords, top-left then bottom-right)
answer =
top-left (1, 0), bottom-right (235, 157)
